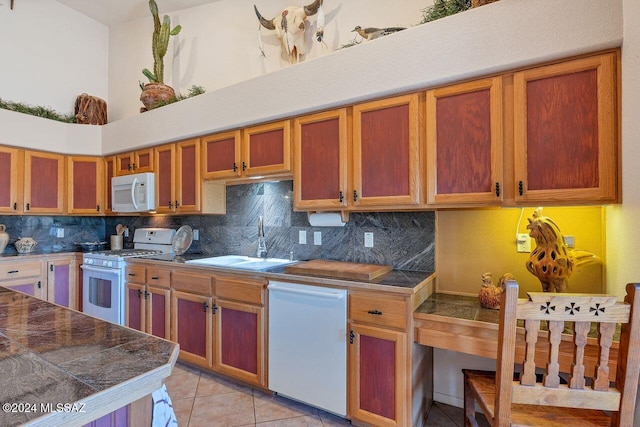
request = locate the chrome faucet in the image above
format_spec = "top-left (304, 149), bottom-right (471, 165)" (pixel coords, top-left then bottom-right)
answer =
top-left (257, 216), bottom-right (267, 258)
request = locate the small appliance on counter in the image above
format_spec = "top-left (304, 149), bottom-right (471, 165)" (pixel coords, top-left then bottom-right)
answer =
top-left (81, 227), bottom-right (176, 325)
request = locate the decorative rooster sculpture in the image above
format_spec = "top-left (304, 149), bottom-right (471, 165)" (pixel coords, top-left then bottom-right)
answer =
top-left (525, 208), bottom-right (597, 292)
top-left (478, 272), bottom-right (515, 309)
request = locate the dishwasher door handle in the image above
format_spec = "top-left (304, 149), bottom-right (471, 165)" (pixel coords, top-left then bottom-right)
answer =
top-left (268, 284), bottom-right (345, 300)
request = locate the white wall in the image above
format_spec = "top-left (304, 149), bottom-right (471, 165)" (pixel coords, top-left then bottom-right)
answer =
top-left (107, 0), bottom-right (426, 121)
top-left (0, 0), bottom-right (108, 116)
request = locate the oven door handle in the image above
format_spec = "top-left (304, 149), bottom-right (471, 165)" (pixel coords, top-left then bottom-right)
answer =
top-left (81, 264), bottom-right (122, 275)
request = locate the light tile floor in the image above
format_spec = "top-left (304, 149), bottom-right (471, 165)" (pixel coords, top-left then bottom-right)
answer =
top-left (165, 362), bottom-right (489, 427)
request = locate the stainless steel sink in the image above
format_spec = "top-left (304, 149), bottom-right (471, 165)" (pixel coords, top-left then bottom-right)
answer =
top-left (185, 255), bottom-right (296, 271)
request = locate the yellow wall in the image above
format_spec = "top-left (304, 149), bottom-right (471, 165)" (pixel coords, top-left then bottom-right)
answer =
top-left (436, 206), bottom-right (605, 298)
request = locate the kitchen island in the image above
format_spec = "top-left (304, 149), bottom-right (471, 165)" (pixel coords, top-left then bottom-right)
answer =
top-left (0, 285), bottom-right (179, 427)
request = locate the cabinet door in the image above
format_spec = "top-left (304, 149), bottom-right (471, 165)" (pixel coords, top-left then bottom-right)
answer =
top-left (176, 139), bottom-right (201, 213)
top-left (294, 109), bottom-right (349, 210)
top-left (215, 299), bottom-right (265, 386)
top-left (154, 144), bottom-right (176, 213)
top-left (23, 150), bottom-right (65, 213)
top-left (348, 323), bottom-right (407, 427)
top-left (104, 157), bottom-right (115, 213)
top-left (202, 131), bottom-right (242, 179)
top-left (133, 148), bottom-right (154, 173)
top-left (513, 53), bottom-right (617, 204)
top-left (47, 259), bottom-right (76, 309)
top-left (115, 152), bottom-right (134, 176)
top-left (242, 120), bottom-right (291, 176)
top-left (352, 94), bottom-right (420, 208)
top-left (0, 147), bottom-right (22, 213)
top-left (126, 282), bottom-right (145, 332)
top-left (3, 277), bottom-right (46, 300)
top-left (171, 290), bottom-right (213, 368)
top-left (146, 285), bottom-right (171, 339)
top-left (426, 77), bottom-right (503, 205)
top-left (67, 156), bottom-right (104, 215)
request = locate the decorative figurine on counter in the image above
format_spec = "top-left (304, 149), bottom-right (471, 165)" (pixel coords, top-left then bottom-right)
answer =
top-left (525, 207), bottom-right (596, 292)
top-left (478, 272), bottom-right (516, 309)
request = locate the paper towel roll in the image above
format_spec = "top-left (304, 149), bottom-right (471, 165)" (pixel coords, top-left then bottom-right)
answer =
top-left (307, 212), bottom-right (347, 227)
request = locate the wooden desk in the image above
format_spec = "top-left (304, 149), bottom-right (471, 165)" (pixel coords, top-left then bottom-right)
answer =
top-left (413, 293), bottom-right (622, 382)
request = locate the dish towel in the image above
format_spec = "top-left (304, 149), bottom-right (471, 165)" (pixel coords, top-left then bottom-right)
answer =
top-left (152, 384), bottom-right (178, 427)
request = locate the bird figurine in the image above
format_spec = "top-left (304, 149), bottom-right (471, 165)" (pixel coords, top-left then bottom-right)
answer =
top-left (525, 208), bottom-right (597, 293)
top-left (478, 272), bottom-right (500, 309)
top-left (351, 26), bottom-right (406, 41)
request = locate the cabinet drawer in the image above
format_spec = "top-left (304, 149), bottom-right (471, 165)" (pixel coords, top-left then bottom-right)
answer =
top-left (173, 271), bottom-right (212, 295)
top-left (349, 293), bottom-right (407, 330)
top-left (0, 261), bottom-right (42, 281)
top-left (146, 267), bottom-right (171, 288)
top-left (216, 277), bottom-right (264, 305)
top-left (125, 266), bottom-right (146, 283)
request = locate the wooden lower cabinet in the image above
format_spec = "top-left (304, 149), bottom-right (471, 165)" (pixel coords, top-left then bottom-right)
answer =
top-left (0, 259), bottom-right (46, 300)
top-left (2, 276), bottom-right (46, 299)
top-left (171, 290), bottom-right (213, 368)
top-left (348, 323), bottom-right (407, 427)
top-left (47, 258), bottom-right (77, 309)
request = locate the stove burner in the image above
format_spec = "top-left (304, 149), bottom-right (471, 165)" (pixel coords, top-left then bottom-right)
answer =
top-left (84, 249), bottom-right (164, 261)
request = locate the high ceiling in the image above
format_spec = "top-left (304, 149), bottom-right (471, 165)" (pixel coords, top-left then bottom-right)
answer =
top-left (56, 0), bottom-right (223, 26)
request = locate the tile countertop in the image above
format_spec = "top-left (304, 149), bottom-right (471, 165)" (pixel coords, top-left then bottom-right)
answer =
top-left (136, 254), bottom-right (436, 296)
top-left (414, 293), bottom-right (620, 340)
top-left (0, 287), bottom-right (179, 427)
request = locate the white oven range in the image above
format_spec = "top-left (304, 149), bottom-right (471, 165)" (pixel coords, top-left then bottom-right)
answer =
top-left (80, 228), bottom-right (176, 325)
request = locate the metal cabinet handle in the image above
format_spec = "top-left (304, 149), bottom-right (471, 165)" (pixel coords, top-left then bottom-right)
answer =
top-left (349, 330), bottom-right (355, 344)
top-left (203, 302), bottom-right (209, 312)
top-left (37, 281), bottom-right (41, 289)
top-left (8, 270), bottom-right (18, 274)
top-left (242, 161), bottom-right (247, 171)
top-left (137, 289), bottom-right (142, 298)
top-left (128, 273), bottom-right (136, 277)
top-left (339, 191), bottom-right (344, 203)
top-left (151, 276), bottom-right (159, 280)
top-left (353, 190), bottom-right (358, 202)
top-left (97, 204), bottom-right (101, 212)
top-left (233, 163), bottom-right (238, 172)
top-left (367, 310), bottom-right (383, 315)
top-left (212, 304), bottom-right (218, 314)
top-left (50, 265), bottom-right (54, 272)
top-left (175, 200), bottom-right (180, 209)
top-left (12, 203), bottom-right (17, 211)
top-left (26, 203), bottom-right (30, 211)
top-left (519, 181), bottom-right (524, 196)
top-left (168, 201), bottom-right (173, 209)
top-left (144, 291), bottom-right (150, 299)
top-left (495, 182), bottom-right (500, 197)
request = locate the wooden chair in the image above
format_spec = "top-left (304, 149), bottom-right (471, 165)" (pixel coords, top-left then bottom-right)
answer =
top-left (463, 281), bottom-right (640, 426)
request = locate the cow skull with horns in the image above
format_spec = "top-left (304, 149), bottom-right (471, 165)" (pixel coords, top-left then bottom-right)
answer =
top-left (254, 0), bottom-right (325, 64)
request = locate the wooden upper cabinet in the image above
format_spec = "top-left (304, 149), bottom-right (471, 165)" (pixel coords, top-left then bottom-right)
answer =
top-left (352, 94), bottom-right (421, 207)
top-left (202, 131), bottom-right (242, 180)
top-left (513, 52), bottom-right (618, 204)
top-left (242, 120), bottom-right (291, 177)
top-left (154, 143), bottom-right (176, 213)
top-left (155, 139), bottom-right (201, 214)
top-left (67, 156), bottom-right (104, 215)
top-left (115, 148), bottom-right (154, 176)
top-left (104, 156), bottom-right (115, 213)
top-left (426, 77), bottom-right (504, 206)
top-left (176, 138), bottom-right (201, 213)
top-left (0, 147), bottom-right (22, 213)
top-left (23, 150), bottom-right (65, 214)
top-left (293, 109), bottom-right (349, 210)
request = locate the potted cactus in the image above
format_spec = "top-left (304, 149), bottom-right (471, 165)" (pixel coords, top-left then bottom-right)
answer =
top-left (140, 0), bottom-right (182, 112)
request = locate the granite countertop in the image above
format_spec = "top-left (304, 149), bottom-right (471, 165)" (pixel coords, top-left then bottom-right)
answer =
top-left (0, 287), bottom-right (179, 426)
top-left (134, 254), bottom-right (435, 295)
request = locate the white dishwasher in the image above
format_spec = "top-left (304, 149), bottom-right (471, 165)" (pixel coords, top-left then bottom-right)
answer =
top-left (268, 280), bottom-right (347, 416)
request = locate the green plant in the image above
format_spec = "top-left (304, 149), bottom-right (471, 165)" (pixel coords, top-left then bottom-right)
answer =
top-left (420, 0), bottom-right (471, 24)
top-left (142, 0), bottom-right (182, 84)
top-left (0, 98), bottom-right (76, 123)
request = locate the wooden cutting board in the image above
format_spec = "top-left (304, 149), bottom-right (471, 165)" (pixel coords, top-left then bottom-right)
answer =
top-left (284, 259), bottom-right (392, 281)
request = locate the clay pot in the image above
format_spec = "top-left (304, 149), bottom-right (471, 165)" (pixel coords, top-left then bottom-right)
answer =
top-left (140, 83), bottom-right (176, 111)
top-left (0, 225), bottom-right (8, 253)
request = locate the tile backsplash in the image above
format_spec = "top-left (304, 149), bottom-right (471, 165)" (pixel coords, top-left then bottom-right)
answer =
top-left (1, 181), bottom-right (435, 272)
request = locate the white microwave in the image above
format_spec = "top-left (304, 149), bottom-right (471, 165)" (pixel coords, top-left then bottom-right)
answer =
top-left (112, 172), bottom-right (156, 212)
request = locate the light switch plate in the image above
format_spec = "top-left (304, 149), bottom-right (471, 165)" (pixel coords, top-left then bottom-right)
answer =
top-left (299, 230), bottom-right (307, 244)
top-left (193, 229), bottom-right (199, 240)
top-left (56, 228), bottom-right (64, 238)
top-left (516, 233), bottom-right (531, 253)
top-left (313, 231), bottom-right (322, 246)
top-left (364, 232), bottom-right (374, 248)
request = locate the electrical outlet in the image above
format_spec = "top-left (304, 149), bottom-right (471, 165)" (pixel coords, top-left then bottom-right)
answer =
top-left (124, 228), bottom-right (129, 238)
top-left (364, 232), bottom-right (374, 248)
top-left (563, 235), bottom-right (575, 248)
top-left (193, 229), bottom-right (199, 241)
top-left (313, 231), bottom-right (322, 246)
top-left (299, 230), bottom-right (307, 244)
top-left (56, 228), bottom-right (64, 238)
top-left (516, 233), bottom-right (531, 253)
